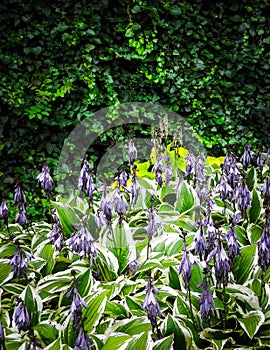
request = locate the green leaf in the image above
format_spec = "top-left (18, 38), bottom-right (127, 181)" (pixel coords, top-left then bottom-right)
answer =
top-left (52, 201), bottom-right (80, 237)
top-left (175, 181), bottom-right (196, 214)
top-left (34, 322), bottom-right (58, 344)
top-left (226, 283), bottom-right (260, 310)
top-left (168, 266), bottom-right (181, 289)
top-left (238, 310), bottom-right (265, 339)
top-left (0, 259), bottom-right (13, 284)
top-left (115, 317), bottom-right (152, 336)
top-left (153, 334), bottom-right (174, 350)
top-left (247, 167), bottom-right (257, 191)
top-left (83, 291), bottom-right (107, 332)
top-left (247, 224), bottom-right (262, 244)
top-left (102, 333), bottom-right (131, 350)
top-left (233, 245), bottom-right (256, 284)
top-left (189, 264), bottom-right (204, 292)
top-left (125, 332), bottom-right (151, 350)
top-left (104, 300), bottom-right (129, 318)
top-left (247, 189), bottom-right (262, 224)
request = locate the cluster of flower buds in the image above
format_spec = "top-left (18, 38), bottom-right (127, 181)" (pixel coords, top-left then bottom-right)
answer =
top-left (9, 247), bottom-right (33, 279)
top-left (14, 181), bottom-right (27, 227)
top-left (47, 210), bottom-right (64, 251)
top-left (14, 297), bottom-right (30, 332)
top-left (142, 280), bottom-right (161, 336)
top-left (36, 164), bottom-right (54, 199)
top-left (78, 159), bottom-right (96, 202)
top-left (66, 223), bottom-right (98, 267)
top-left (0, 199), bottom-right (9, 226)
top-left (67, 273), bottom-right (93, 349)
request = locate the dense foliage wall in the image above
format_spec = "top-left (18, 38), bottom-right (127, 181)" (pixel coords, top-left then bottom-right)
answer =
top-left (0, 0), bottom-right (270, 206)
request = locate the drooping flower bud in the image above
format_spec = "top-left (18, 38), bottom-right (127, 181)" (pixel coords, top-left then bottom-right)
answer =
top-left (36, 165), bottom-right (54, 198)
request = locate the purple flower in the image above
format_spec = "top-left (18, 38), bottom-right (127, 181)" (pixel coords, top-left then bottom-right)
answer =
top-left (257, 151), bottom-right (266, 169)
top-left (66, 285), bottom-right (88, 331)
top-left (142, 281), bottom-right (161, 333)
top-left (128, 140), bottom-right (137, 165)
top-left (145, 207), bottom-right (159, 239)
top-left (152, 158), bottom-right (163, 187)
top-left (207, 243), bottom-right (230, 287)
top-left (199, 282), bottom-right (215, 321)
top-left (113, 190), bottom-right (128, 223)
top-left (9, 248), bottom-right (32, 279)
top-left (0, 200), bottom-right (9, 226)
top-left (258, 212), bottom-right (270, 272)
top-left (261, 175), bottom-right (270, 200)
top-left (194, 221), bottom-right (206, 260)
top-left (75, 328), bottom-right (93, 350)
top-left (235, 180), bottom-right (251, 213)
top-left (78, 160), bottom-right (96, 201)
top-left (119, 170), bottom-right (128, 188)
top-left (226, 227), bottom-right (240, 263)
top-left (240, 144), bottom-right (255, 170)
top-left (14, 298), bottom-right (30, 332)
top-left (184, 154), bottom-right (195, 179)
top-left (36, 165), bottom-right (54, 198)
top-left (14, 183), bottom-right (27, 205)
top-left (15, 204), bottom-right (28, 227)
top-left (205, 216), bottom-right (217, 253)
top-left (47, 223), bottom-right (64, 251)
top-left (215, 175), bottom-right (233, 202)
top-left (95, 208), bottom-right (105, 230)
top-left (178, 245), bottom-right (193, 288)
top-left (66, 225), bottom-right (98, 266)
top-left (164, 156), bottom-right (173, 183)
top-left (128, 259), bottom-right (141, 275)
top-left (223, 152), bottom-right (240, 189)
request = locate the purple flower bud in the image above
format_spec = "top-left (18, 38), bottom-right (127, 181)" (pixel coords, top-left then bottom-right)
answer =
top-left (15, 204), bottom-right (28, 227)
top-left (226, 227), bottom-right (240, 263)
top-left (113, 190), bottom-right (128, 223)
top-left (36, 165), bottom-right (54, 198)
top-left (66, 226), bottom-right (98, 266)
top-left (9, 247), bottom-right (32, 279)
top-left (14, 183), bottom-right (27, 205)
top-left (235, 180), bottom-right (251, 213)
top-left (119, 170), bottom-right (128, 188)
top-left (178, 245), bottom-right (192, 288)
top-left (261, 175), bottom-right (270, 200)
top-left (67, 285), bottom-right (88, 331)
top-left (184, 154), bottom-right (195, 179)
top-left (199, 282), bottom-right (215, 321)
top-left (258, 224), bottom-right (270, 272)
top-left (14, 297), bottom-right (30, 332)
top-left (128, 140), bottom-right (137, 165)
top-left (240, 144), bottom-right (255, 170)
top-left (152, 158), bottom-right (164, 187)
top-left (75, 328), bottom-right (93, 350)
top-left (215, 175), bottom-right (233, 201)
top-left (223, 152), bottom-right (240, 189)
top-left (164, 156), bottom-right (173, 183)
top-left (0, 200), bottom-right (9, 225)
top-left (142, 281), bottom-right (161, 332)
top-left (145, 207), bottom-right (159, 239)
top-left (78, 160), bottom-right (96, 201)
top-left (207, 243), bottom-right (230, 287)
top-left (128, 259), bottom-right (141, 275)
top-left (257, 151), bottom-right (266, 169)
top-left (194, 221), bottom-right (206, 260)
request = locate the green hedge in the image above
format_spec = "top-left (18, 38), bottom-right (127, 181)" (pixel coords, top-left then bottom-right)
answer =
top-left (0, 0), bottom-right (269, 209)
